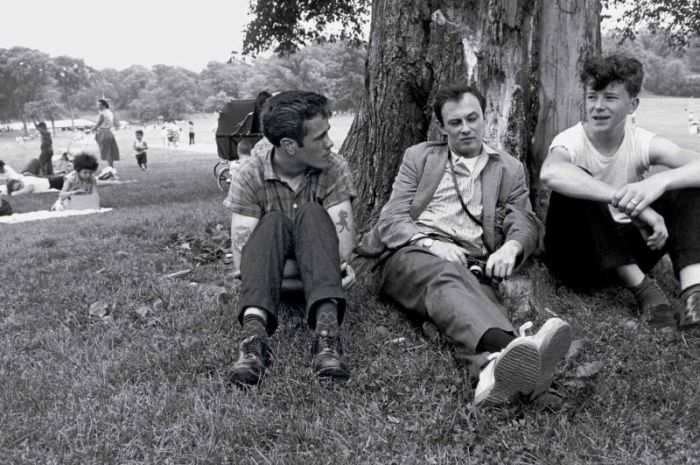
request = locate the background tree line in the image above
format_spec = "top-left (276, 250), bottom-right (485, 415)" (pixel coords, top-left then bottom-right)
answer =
top-left (0, 41), bottom-right (365, 128)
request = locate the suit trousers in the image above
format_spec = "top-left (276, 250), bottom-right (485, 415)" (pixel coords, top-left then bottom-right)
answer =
top-left (239, 202), bottom-right (346, 334)
top-left (379, 246), bottom-right (513, 353)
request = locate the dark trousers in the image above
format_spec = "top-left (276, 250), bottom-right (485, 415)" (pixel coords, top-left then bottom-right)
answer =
top-left (39, 149), bottom-right (54, 175)
top-left (189, 133), bottom-right (195, 145)
top-left (239, 202), bottom-right (346, 334)
top-left (544, 189), bottom-right (700, 288)
top-left (380, 246), bottom-right (513, 353)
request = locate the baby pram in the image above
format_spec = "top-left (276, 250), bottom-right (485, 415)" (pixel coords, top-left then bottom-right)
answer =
top-left (214, 97), bottom-right (266, 191)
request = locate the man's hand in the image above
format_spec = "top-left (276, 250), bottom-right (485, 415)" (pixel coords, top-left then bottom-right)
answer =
top-left (485, 240), bottom-right (522, 279)
top-left (632, 207), bottom-right (668, 250)
top-left (341, 262), bottom-right (356, 289)
top-left (427, 240), bottom-right (469, 266)
top-left (611, 177), bottom-right (668, 218)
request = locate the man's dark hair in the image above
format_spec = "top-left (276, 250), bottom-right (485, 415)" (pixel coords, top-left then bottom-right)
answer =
top-left (433, 84), bottom-right (487, 126)
top-left (261, 91), bottom-right (331, 147)
top-left (73, 152), bottom-right (99, 172)
top-left (97, 98), bottom-right (110, 109)
top-left (135, 129), bottom-right (144, 136)
top-left (581, 54), bottom-right (644, 98)
top-left (6, 179), bottom-right (22, 195)
top-left (37, 122), bottom-right (47, 130)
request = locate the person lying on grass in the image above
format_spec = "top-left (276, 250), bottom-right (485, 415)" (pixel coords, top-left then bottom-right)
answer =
top-left (356, 83), bottom-right (573, 407)
top-left (4, 153), bottom-right (99, 199)
top-left (225, 91), bottom-right (357, 388)
top-left (541, 54), bottom-right (700, 331)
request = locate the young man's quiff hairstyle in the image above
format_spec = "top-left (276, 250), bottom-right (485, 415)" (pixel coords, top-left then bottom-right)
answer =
top-left (433, 84), bottom-right (487, 126)
top-left (261, 91), bottom-right (331, 147)
top-left (581, 54), bottom-right (644, 98)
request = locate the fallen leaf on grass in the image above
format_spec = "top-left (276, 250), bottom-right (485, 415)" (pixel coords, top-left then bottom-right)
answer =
top-left (134, 305), bottom-right (150, 318)
top-left (88, 301), bottom-right (112, 319)
top-left (387, 415), bottom-right (401, 424)
top-left (422, 321), bottom-right (440, 343)
top-left (573, 361), bottom-right (604, 378)
top-left (566, 339), bottom-right (584, 359)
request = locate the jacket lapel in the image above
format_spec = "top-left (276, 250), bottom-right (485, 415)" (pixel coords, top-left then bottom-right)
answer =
top-left (410, 144), bottom-right (448, 218)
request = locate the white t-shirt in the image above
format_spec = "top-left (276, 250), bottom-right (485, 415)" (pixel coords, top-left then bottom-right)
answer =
top-left (549, 122), bottom-right (656, 223)
top-left (22, 175), bottom-right (50, 193)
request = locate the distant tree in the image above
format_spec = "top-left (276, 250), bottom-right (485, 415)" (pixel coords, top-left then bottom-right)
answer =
top-left (52, 56), bottom-right (93, 129)
top-left (603, 0), bottom-right (700, 48)
top-left (24, 85), bottom-right (65, 134)
top-left (0, 47), bottom-right (53, 133)
top-left (203, 91), bottom-right (232, 113)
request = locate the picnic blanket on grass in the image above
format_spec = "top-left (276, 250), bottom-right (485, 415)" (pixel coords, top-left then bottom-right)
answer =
top-left (0, 208), bottom-right (113, 224)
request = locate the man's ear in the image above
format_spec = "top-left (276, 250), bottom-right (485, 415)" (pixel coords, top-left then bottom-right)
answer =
top-left (630, 97), bottom-right (640, 113)
top-left (280, 137), bottom-right (297, 155)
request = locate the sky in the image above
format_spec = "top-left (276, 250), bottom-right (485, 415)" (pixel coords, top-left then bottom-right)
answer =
top-left (0, 0), bottom-right (254, 72)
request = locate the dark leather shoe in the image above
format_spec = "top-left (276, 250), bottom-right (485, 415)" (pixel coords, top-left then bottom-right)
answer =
top-left (312, 329), bottom-right (350, 381)
top-left (228, 334), bottom-right (273, 388)
top-left (680, 289), bottom-right (700, 329)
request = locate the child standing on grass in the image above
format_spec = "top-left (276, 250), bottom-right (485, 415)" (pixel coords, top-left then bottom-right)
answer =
top-left (35, 121), bottom-right (54, 175)
top-left (133, 130), bottom-right (148, 171)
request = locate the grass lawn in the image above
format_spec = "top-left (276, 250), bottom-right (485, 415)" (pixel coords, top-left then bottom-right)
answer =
top-left (1, 105), bottom-right (699, 464)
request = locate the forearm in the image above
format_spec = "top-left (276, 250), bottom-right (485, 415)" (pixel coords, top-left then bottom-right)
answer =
top-left (654, 159), bottom-right (700, 191)
top-left (541, 162), bottom-right (615, 202)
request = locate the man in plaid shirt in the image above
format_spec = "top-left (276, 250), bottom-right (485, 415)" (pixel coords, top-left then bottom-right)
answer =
top-left (225, 91), bottom-right (356, 388)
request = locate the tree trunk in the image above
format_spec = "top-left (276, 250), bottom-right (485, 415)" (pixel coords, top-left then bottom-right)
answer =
top-left (342, 0), bottom-right (601, 232)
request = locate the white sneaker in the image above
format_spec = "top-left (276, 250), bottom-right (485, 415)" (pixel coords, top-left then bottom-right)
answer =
top-left (474, 338), bottom-right (541, 406)
top-left (518, 318), bottom-right (572, 400)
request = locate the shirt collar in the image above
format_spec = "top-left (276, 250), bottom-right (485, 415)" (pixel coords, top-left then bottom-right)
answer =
top-left (449, 143), bottom-right (492, 169)
top-left (262, 147), bottom-right (321, 181)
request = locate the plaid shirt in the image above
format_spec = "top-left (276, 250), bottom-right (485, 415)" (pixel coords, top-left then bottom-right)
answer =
top-left (224, 149), bottom-right (356, 219)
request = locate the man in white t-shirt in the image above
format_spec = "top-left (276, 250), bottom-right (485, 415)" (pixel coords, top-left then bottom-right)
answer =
top-left (541, 54), bottom-right (700, 331)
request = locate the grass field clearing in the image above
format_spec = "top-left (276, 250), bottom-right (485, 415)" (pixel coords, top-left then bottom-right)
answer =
top-left (0, 100), bottom-right (698, 464)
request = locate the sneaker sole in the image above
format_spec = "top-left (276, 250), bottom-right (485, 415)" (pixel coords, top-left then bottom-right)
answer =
top-left (531, 319), bottom-right (572, 399)
top-left (480, 340), bottom-right (540, 406)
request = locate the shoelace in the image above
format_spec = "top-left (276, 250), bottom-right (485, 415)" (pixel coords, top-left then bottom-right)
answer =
top-left (240, 335), bottom-right (263, 357)
top-left (318, 330), bottom-right (338, 352)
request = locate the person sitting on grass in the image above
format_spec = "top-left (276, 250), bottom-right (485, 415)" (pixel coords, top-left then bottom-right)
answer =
top-left (57, 153), bottom-right (99, 201)
top-left (356, 83), bottom-right (573, 407)
top-left (541, 54), bottom-right (700, 331)
top-left (225, 90), bottom-right (357, 388)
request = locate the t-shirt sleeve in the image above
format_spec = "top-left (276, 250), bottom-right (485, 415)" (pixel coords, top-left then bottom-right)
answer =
top-left (548, 126), bottom-right (581, 164)
top-left (223, 169), bottom-right (263, 218)
top-left (321, 156), bottom-right (357, 209)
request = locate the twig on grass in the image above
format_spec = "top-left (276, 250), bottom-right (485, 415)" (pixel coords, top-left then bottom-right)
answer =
top-left (162, 269), bottom-right (192, 279)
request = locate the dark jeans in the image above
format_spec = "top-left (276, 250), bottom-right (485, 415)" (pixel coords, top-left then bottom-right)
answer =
top-left (189, 133), bottom-right (195, 145)
top-left (39, 149), bottom-right (54, 175)
top-left (544, 189), bottom-right (700, 289)
top-left (239, 202), bottom-right (346, 334)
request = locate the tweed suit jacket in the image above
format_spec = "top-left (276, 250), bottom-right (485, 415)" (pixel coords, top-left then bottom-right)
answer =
top-left (357, 141), bottom-right (541, 262)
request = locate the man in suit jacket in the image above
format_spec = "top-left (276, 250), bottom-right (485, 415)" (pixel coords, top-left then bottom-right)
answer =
top-left (358, 83), bottom-right (572, 406)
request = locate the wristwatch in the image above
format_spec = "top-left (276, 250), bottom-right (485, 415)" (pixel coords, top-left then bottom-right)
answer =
top-left (420, 238), bottom-right (434, 248)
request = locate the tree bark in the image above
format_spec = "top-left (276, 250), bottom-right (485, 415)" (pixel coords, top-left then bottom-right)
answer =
top-left (342, 0), bottom-right (601, 232)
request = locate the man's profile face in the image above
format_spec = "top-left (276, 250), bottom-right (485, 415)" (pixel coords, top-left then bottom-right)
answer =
top-left (439, 93), bottom-right (485, 158)
top-left (293, 114), bottom-right (334, 169)
top-left (585, 80), bottom-right (638, 134)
